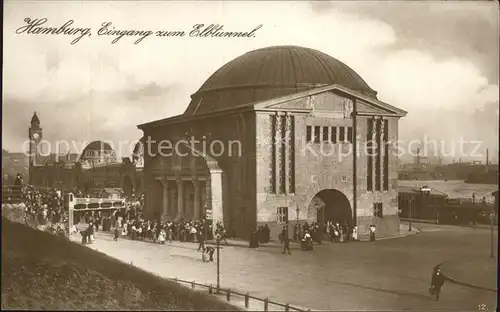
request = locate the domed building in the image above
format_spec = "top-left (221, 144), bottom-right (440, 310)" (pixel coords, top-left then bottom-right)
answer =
top-left (138, 45), bottom-right (407, 239)
top-left (28, 116), bottom-right (145, 196)
top-left (79, 141), bottom-right (118, 166)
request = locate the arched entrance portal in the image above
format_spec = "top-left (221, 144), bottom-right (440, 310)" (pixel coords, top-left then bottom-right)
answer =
top-left (123, 175), bottom-right (134, 197)
top-left (308, 189), bottom-right (352, 228)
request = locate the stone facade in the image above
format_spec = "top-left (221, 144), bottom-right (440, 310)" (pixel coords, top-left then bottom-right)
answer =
top-left (140, 85), bottom-right (406, 240)
top-left (140, 111), bottom-right (257, 238)
top-left (253, 90), bottom-right (403, 239)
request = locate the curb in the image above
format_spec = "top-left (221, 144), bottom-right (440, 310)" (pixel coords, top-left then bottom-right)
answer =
top-left (204, 227), bottom-right (421, 247)
top-left (401, 219), bottom-right (495, 230)
top-left (436, 263), bottom-right (497, 293)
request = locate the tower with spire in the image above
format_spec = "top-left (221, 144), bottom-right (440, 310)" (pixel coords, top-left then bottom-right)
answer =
top-left (28, 112), bottom-right (43, 184)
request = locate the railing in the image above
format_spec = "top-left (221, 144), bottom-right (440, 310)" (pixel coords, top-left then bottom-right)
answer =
top-left (446, 198), bottom-right (495, 205)
top-left (2, 185), bottom-right (23, 203)
top-left (168, 277), bottom-right (310, 311)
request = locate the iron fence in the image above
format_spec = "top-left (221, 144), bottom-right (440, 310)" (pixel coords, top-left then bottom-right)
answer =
top-left (168, 277), bottom-right (310, 311)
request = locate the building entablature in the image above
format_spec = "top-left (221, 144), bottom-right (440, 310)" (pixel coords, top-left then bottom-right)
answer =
top-left (137, 84), bottom-right (407, 131)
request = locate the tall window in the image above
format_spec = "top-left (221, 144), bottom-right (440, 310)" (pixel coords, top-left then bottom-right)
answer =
top-left (322, 126), bottom-right (329, 142)
top-left (375, 119), bottom-right (381, 191)
top-left (288, 116), bottom-right (295, 194)
top-left (279, 115), bottom-right (286, 194)
top-left (270, 115), bottom-right (276, 193)
top-left (367, 119), bottom-right (373, 191)
top-left (347, 127), bottom-right (353, 143)
top-left (373, 202), bottom-right (383, 218)
top-left (331, 127), bottom-right (337, 143)
top-left (306, 126), bottom-right (312, 143)
top-left (277, 207), bottom-right (289, 224)
top-left (383, 119), bottom-right (389, 191)
top-left (339, 127), bottom-right (345, 142)
top-left (314, 126), bottom-right (321, 143)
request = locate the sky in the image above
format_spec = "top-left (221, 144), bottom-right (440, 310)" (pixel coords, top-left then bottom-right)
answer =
top-left (3, 1), bottom-right (499, 162)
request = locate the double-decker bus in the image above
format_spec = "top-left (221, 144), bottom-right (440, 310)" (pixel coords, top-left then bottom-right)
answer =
top-left (64, 193), bottom-right (126, 229)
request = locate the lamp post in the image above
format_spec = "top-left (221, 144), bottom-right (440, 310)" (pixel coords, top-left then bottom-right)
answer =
top-left (410, 178), bottom-right (419, 231)
top-left (296, 207), bottom-right (299, 224)
top-left (490, 210), bottom-right (495, 258)
top-left (215, 233), bottom-right (221, 293)
top-left (204, 205), bottom-right (207, 242)
top-left (409, 198), bottom-right (412, 232)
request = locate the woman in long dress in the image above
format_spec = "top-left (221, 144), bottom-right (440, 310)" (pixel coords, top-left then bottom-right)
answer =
top-left (352, 226), bottom-right (358, 241)
top-left (158, 229), bottom-right (166, 244)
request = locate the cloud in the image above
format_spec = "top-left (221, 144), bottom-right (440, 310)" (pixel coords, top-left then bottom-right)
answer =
top-left (3, 1), bottom-right (499, 160)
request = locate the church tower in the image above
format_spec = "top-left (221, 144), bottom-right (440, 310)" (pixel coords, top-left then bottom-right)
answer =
top-left (28, 112), bottom-right (43, 184)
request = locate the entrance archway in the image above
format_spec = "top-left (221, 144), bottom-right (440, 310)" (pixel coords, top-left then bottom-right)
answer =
top-left (308, 189), bottom-right (352, 227)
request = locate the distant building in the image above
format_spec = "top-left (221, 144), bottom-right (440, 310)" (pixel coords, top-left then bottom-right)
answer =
top-left (27, 112), bottom-right (144, 197)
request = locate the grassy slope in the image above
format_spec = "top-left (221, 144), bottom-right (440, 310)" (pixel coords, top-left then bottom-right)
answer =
top-left (1, 218), bottom-right (239, 310)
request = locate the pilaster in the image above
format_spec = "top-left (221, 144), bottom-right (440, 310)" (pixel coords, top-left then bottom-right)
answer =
top-left (371, 116), bottom-right (377, 191)
top-left (380, 118), bottom-right (386, 191)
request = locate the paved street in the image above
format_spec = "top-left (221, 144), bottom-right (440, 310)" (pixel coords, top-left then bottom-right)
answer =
top-left (75, 223), bottom-right (497, 311)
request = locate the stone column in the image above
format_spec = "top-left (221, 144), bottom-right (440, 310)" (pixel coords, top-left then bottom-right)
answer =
top-left (193, 179), bottom-right (200, 220)
top-left (380, 118), bottom-right (386, 191)
top-left (210, 169), bottom-right (223, 226)
top-left (176, 178), bottom-right (184, 220)
top-left (161, 177), bottom-right (169, 221)
top-left (203, 181), bottom-right (209, 216)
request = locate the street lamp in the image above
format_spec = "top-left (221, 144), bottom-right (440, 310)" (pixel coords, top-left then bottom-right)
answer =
top-left (409, 178), bottom-right (420, 231)
top-left (409, 198), bottom-right (413, 232)
top-left (490, 210), bottom-right (495, 258)
top-left (215, 233), bottom-right (221, 293)
top-left (296, 207), bottom-right (299, 223)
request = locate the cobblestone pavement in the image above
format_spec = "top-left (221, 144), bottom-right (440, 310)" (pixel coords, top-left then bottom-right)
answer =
top-left (74, 223), bottom-right (497, 311)
top-left (440, 256), bottom-right (497, 291)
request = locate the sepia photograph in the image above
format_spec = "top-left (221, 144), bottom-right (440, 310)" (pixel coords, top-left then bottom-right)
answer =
top-left (2, 1), bottom-right (498, 311)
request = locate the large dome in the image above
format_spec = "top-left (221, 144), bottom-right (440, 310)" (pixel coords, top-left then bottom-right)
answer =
top-left (79, 141), bottom-right (117, 165)
top-left (184, 45), bottom-right (377, 116)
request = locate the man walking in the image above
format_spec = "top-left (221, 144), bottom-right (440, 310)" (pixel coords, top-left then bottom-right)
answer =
top-left (430, 267), bottom-right (446, 300)
top-left (281, 225), bottom-right (291, 255)
top-left (369, 224), bottom-right (376, 241)
top-left (197, 230), bottom-right (205, 252)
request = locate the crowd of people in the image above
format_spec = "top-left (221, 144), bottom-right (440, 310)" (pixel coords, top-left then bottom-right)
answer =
top-left (75, 198), bottom-right (230, 261)
top-left (291, 220), bottom-right (360, 244)
top-left (2, 174), bottom-right (68, 236)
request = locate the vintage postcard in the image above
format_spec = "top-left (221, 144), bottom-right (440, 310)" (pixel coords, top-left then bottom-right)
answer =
top-left (2, 1), bottom-right (498, 311)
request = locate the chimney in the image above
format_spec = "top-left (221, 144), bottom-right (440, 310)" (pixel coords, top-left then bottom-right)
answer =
top-left (486, 149), bottom-right (489, 172)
